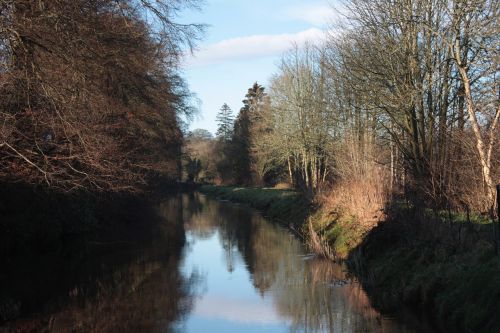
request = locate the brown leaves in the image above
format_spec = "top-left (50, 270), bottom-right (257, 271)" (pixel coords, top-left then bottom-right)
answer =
top-left (0, 0), bottom-right (203, 192)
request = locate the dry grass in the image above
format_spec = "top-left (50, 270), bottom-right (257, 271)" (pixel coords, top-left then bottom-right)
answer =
top-left (274, 182), bottom-right (293, 190)
top-left (308, 167), bottom-right (390, 259)
top-left (321, 172), bottom-right (388, 228)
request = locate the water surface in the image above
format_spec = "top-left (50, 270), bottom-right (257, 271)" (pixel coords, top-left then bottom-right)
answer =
top-left (175, 193), bottom-right (426, 333)
top-left (1, 193), bottom-right (433, 332)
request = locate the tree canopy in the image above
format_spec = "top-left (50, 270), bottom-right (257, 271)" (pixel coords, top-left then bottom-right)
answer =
top-left (0, 0), bottom-right (204, 192)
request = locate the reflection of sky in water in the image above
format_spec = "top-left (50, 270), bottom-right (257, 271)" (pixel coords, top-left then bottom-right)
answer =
top-left (179, 231), bottom-right (290, 332)
top-left (1, 194), bottom-right (427, 333)
top-left (174, 194), bottom-right (426, 333)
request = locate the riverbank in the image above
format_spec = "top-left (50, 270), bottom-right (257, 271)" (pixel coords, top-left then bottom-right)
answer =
top-left (354, 207), bottom-right (499, 332)
top-left (198, 185), bottom-right (311, 232)
top-left (199, 185), bottom-right (500, 333)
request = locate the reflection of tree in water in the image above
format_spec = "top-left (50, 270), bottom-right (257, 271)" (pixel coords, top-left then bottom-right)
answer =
top-left (247, 220), bottom-right (412, 332)
top-left (185, 193), bottom-right (414, 333)
top-left (46, 254), bottom-right (201, 333)
top-left (183, 193), bottom-right (276, 284)
top-left (247, 215), bottom-right (298, 294)
top-left (270, 259), bottom-right (405, 333)
top-left (182, 193), bottom-right (218, 239)
top-left (248, 223), bottom-right (414, 332)
top-left (1, 196), bottom-right (203, 333)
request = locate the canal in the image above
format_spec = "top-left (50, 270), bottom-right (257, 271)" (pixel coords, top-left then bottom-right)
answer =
top-left (0, 192), bottom-right (435, 332)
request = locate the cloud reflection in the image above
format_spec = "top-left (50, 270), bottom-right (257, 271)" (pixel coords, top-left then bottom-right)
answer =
top-left (194, 295), bottom-right (285, 325)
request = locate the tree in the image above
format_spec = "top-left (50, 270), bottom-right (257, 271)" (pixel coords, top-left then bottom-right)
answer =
top-left (232, 105), bottom-right (252, 185)
top-left (232, 82), bottom-right (270, 185)
top-left (249, 0), bottom-right (498, 213)
top-left (0, 0), bottom-right (204, 192)
top-left (262, 45), bottom-right (335, 194)
top-left (189, 129), bottom-right (214, 140)
top-left (327, 0), bottom-right (499, 211)
top-left (446, 0), bottom-right (499, 207)
top-left (183, 128), bottom-right (218, 183)
top-left (185, 157), bottom-right (202, 182)
top-left (215, 103), bottom-right (234, 142)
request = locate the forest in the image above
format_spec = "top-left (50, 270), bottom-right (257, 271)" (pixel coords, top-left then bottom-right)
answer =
top-left (187, 0), bottom-right (499, 220)
top-left (1, 0), bottom-right (497, 217)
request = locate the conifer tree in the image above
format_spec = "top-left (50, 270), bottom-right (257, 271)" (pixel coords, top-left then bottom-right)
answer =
top-left (216, 103), bottom-right (234, 142)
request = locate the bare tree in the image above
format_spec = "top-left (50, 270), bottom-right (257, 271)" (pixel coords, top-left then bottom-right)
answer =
top-left (0, 0), bottom-right (204, 192)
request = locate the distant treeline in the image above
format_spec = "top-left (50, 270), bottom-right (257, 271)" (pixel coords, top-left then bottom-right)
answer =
top-left (0, 0), bottom-right (204, 192)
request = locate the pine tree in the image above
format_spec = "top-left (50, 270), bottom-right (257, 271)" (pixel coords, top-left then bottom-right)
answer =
top-left (215, 103), bottom-right (234, 142)
top-left (232, 83), bottom-right (269, 185)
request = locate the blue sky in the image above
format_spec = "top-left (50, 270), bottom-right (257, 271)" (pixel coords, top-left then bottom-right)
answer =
top-left (179, 0), bottom-right (337, 134)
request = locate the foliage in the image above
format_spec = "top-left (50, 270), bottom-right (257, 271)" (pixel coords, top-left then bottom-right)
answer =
top-left (259, 46), bottom-right (336, 195)
top-left (245, 0), bottom-right (500, 213)
top-left (183, 129), bottom-right (236, 185)
top-left (0, 0), bottom-right (204, 192)
top-left (231, 82), bottom-right (271, 185)
top-left (328, 0), bottom-right (499, 211)
top-left (215, 103), bottom-right (234, 142)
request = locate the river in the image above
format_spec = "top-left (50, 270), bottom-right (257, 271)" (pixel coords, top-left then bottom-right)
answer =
top-left (0, 192), bottom-right (436, 332)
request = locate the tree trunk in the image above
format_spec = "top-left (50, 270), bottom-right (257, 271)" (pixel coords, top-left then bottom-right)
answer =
top-left (457, 65), bottom-right (495, 204)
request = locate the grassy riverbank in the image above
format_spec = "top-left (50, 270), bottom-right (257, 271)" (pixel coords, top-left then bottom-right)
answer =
top-left (309, 203), bottom-right (500, 332)
top-left (198, 185), bottom-right (310, 230)
top-left (303, 196), bottom-right (500, 333)
top-left (200, 185), bottom-right (500, 333)
top-left (350, 212), bottom-right (499, 333)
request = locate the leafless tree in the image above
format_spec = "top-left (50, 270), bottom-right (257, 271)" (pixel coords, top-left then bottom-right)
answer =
top-left (0, 0), bottom-right (204, 192)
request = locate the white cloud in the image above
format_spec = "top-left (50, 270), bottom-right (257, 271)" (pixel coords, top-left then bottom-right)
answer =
top-left (185, 28), bottom-right (325, 67)
top-left (285, 4), bottom-right (338, 26)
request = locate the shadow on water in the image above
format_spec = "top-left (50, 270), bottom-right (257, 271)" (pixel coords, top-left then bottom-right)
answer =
top-left (2, 192), bottom-right (437, 332)
top-left (0, 194), bottom-right (202, 333)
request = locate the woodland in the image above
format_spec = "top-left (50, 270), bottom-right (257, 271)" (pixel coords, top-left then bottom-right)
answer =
top-left (0, 0), bottom-right (203, 192)
top-left (187, 0), bottom-right (499, 219)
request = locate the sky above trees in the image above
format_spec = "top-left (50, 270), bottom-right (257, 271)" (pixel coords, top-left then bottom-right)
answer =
top-left (180, 0), bottom-right (337, 134)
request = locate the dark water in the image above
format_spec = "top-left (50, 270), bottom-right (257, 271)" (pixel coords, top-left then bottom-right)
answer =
top-left (1, 193), bottom-right (434, 332)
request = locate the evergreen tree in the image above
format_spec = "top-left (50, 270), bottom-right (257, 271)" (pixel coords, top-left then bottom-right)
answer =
top-left (232, 83), bottom-right (268, 185)
top-left (215, 103), bottom-right (234, 142)
top-left (232, 106), bottom-right (251, 184)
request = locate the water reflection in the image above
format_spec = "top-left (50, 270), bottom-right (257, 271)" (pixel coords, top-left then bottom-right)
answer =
top-left (179, 193), bottom-right (427, 333)
top-left (0, 197), bottom-right (200, 333)
top-left (1, 193), bottom-right (432, 333)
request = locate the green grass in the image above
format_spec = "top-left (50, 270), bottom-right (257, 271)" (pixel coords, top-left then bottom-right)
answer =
top-left (307, 207), bottom-right (367, 259)
top-left (350, 219), bottom-right (500, 333)
top-left (390, 201), bottom-right (492, 225)
top-left (199, 185), bottom-right (310, 228)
